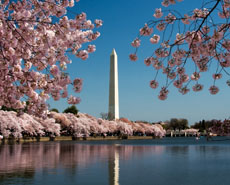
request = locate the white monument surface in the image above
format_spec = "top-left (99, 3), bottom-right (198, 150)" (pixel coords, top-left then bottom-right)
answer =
top-left (108, 49), bottom-right (119, 120)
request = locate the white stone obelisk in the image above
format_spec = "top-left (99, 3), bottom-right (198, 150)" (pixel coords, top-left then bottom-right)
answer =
top-left (108, 49), bottom-right (119, 120)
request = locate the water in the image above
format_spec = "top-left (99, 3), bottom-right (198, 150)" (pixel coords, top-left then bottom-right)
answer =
top-left (1, 137), bottom-right (230, 185)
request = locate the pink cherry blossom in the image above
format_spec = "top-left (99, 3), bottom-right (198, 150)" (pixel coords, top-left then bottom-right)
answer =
top-left (150, 80), bottom-right (159, 89)
top-left (77, 50), bottom-right (89, 60)
top-left (175, 33), bottom-right (184, 44)
top-left (50, 65), bottom-right (60, 76)
top-left (73, 78), bottom-right (83, 93)
top-left (158, 87), bottom-right (169, 100)
top-left (168, 72), bottom-right (176, 79)
top-left (94, 19), bottom-right (103, 28)
top-left (180, 74), bottom-right (189, 83)
top-left (163, 67), bottom-right (171, 75)
top-left (0, 0), bottom-right (102, 117)
top-left (68, 96), bottom-right (81, 104)
top-left (192, 84), bottom-right (204, 92)
top-left (179, 87), bottom-right (190, 95)
top-left (162, 0), bottom-right (170, 7)
top-left (209, 85), bottom-right (219, 95)
top-left (139, 24), bottom-right (153, 36)
top-left (222, 39), bottom-right (230, 50)
top-left (212, 30), bottom-right (223, 41)
top-left (202, 26), bottom-right (210, 34)
top-left (212, 73), bottom-right (222, 80)
top-left (173, 80), bottom-right (183, 89)
top-left (220, 60), bottom-right (230, 67)
top-left (131, 38), bottom-right (141, 47)
top-left (156, 21), bottom-right (166, 31)
top-left (181, 14), bottom-right (190, 24)
top-left (168, 58), bottom-right (176, 67)
top-left (129, 54), bottom-right (138, 61)
top-left (177, 67), bottom-right (185, 75)
top-left (144, 57), bottom-right (153, 66)
top-left (169, 0), bottom-right (176, 4)
top-left (150, 34), bottom-right (160, 44)
top-left (87, 45), bottom-right (96, 53)
top-left (191, 72), bottom-right (201, 81)
top-left (165, 13), bottom-right (176, 24)
top-left (153, 59), bottom-right (163, 70)
top-left (153, 8), bottom-right (163, 18)
top-left (218, 11), bottom-right (230, 18)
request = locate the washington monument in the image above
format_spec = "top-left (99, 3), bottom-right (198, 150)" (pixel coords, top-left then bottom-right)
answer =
top-left (108, 49), bottom-right (119, 120)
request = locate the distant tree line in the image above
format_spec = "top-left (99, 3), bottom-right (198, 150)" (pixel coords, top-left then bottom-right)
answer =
top-left (1, 104), bottom-right (79, 117)
top-left (50, 105), bottom-right (79, 115)
top-left (190, 120), bottom-right (215, 132)
top-left (162, 118), bottom-right (189, 131)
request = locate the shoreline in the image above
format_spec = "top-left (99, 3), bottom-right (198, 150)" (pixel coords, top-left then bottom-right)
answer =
top-left (0, 136), bottom-right (158, 144)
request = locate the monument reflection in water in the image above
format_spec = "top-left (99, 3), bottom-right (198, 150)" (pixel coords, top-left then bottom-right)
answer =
top-left (0, 141), bottom-right (164, 185)
top-left (109, 145), bottom-right (120, 185)
top-left (1, 139), bottom-right (230, 185)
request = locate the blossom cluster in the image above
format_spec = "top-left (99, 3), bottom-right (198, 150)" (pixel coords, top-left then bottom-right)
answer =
top-left (0, 110), bottom-right (60, 138)
top-left (0, 110), bottom-right (166, 139)
top-left (0, 0), bottom-right (102, 117)
top-left (130, 0), bottom-right (230, 100)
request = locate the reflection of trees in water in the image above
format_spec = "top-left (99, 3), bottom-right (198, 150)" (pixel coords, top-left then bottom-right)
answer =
top-left (0, 169), bottom-right (35, 179)
top-left (0, 142), bottom-right (164, 184)
top-left (165, 146), bottom-right (189, 155)
top-left (194, 145), bottom-right (230, 158)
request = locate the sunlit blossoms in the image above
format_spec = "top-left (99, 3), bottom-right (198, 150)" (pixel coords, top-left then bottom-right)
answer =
top-left (131, 38), bottom-right (141, 47)
top-left (153, 8), bottom-right (163, 18)
top-left (191, 72), bottom-right (201, 81)
top-left (130, 0), bottom-right (230, 100)
top-left (0, 110), bottom-right (166, 139)
top-left (68, 96), bottom-right (81, 105)
top-left (139, 24), bottom-right (153, 36)
top-left (0, 0), bottom-right (102, 117)
top-left (150, 34), bottom-right (160, 44)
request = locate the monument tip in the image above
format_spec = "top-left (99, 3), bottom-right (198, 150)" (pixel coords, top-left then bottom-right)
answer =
top-left (111, 48), bottom-right (117, 56)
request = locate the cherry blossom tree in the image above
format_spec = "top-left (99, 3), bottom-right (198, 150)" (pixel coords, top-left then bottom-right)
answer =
top-left (0, 111), bottom-right (22, 138)
top-left (0, 110), bottom-right (166, 139)
top-left (130, 0), bottom-right (230, 100)
top-left (19, 112), bottom-right (45, 137)
top-left (116, 121), bottom-right (133, 135)
top-left (0, 0), bottom-right (102, 117)
top-left (35, 117), bottom-right (60, 137)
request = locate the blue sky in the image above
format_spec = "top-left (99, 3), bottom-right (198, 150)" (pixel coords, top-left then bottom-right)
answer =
top-left (48, 0), bottom-right (230, 125)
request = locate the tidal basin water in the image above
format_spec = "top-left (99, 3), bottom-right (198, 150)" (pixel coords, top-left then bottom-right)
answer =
top-left (1, 137), bottom-right (230, 185)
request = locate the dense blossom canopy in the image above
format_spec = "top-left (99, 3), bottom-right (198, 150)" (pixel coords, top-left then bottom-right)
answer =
top-left (0, 110), bottom-right (166, 139)
top-left (0, 0), bottom-right (102, 117)
top-left (130, 0), bottom-right (230, 100)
